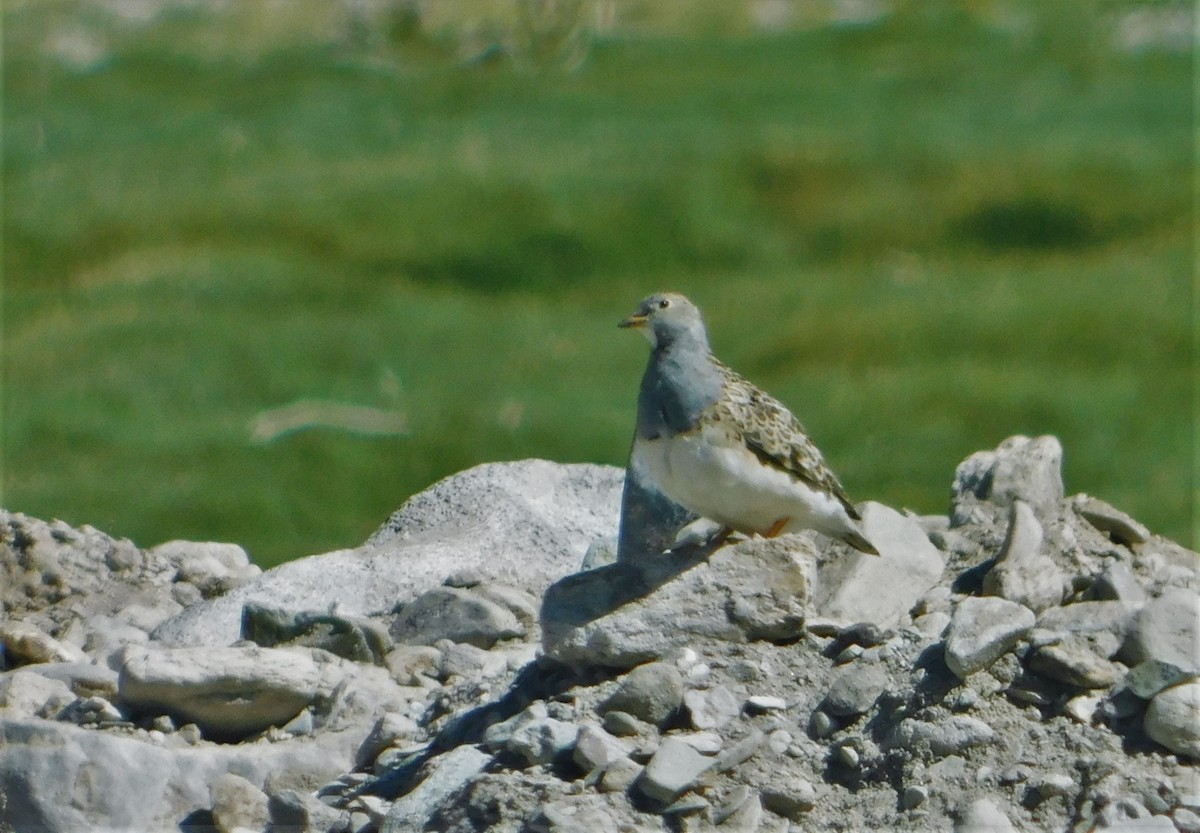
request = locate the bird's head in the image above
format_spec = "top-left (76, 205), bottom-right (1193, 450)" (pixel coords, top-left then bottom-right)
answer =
top-left (619, 292), bottom-right (709, 350)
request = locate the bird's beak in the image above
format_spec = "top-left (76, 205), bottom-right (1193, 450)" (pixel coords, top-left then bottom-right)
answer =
top-left (619, 313), bottom-right (648, 329)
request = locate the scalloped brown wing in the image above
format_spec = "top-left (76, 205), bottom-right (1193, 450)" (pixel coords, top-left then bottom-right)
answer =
top-left (712, 361), bottom-right (862, 521)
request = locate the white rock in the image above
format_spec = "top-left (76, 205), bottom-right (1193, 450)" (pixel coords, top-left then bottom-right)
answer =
top-left (811, 502), bottom-right (945, 628)
top-left (116, 645), bottom-right (322, 739)
top-left (0, 670), bottom-right (75, 718)
top-left (0, 621), bottom-right (86, 665)
top-left (1144, 681), bottom-right (1200, 759)
top-left (153, 461), bottom-right (622, 647)
top-left (944, 596), bottom-right (1035, 679)
top-left (956, 798), bottom-right (1016, 833)
top-left (638, 737), bottom-right (713, 803)
top-left (982, 500), bottom-right (1065, 612)
top-left (209, 773), bottom-right (269, 833)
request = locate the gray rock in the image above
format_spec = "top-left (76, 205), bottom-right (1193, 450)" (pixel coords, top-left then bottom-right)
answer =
top-left (151, 540), bottom-right (260, 598)
top-left (600, 661), bottom-right (684, 727)
top-left (1122, 588), bottom-right (1200, 681)
top-left (1175, 808), bottom-right (1200, 833)
top-left (1072, 495), bottom-right (1150, 546)
top-left (745, 694), bottom-right (786, 714)
top-left (356, 712), bottom-right (421, 771)
top-left (0, 717), bottom-right (359, 833)
top-left (383, 645), bottom-right (441, 686)
top-left (1028, 636), bottom-right (1124, 689)
top-left (598, 756), bottom-right (642, 793)
top-left (438, 640), bottom-right (508, 681)
top-left (811, 502), bottom-right (945, 628)
top-left (955, 798), bottom-right (1016, 833)
top-left (1032, 601), bottom-right (1135, 656)
top-left (616, 450), bottom-right (697, 564)
top-left (944, 596), bottom-right (1035, 679)
top-left (154, 461), bottom-right (622, 647)
top-left (0, 670), bottom-right (75, 718)
top-left (581, 536), bottom-right (618, 571)
top-left (885, 716), bottom-right (995, 757)
top-left (12, 661), bottom-right (119, 700)
top-left (380, 745), bottom-right (491, 833)
top-left (241, 602), bottom-right (392, 664)
top-left (1128, 658), bottom-right (1197, 700)
top-left (543, 535), bottom-right (811, 669)
top-left (572, 724), bottom-right (631, 772)
top-left (209, 772), bottom-right (269, 833)
top-left (392, 587), bottom-right (524, 649)
top-left (761, 778), bottom-right (817, 820)
top-left (56, 695), bottom-right (125, 726)
top-left (684, 685), bottom-right (743, 730)
top-left (116, 645), bottom-right (322, 740)
top-left (1144, 681), bottom-right (1200, 759)
top-left (506, 716), bottom-right (579, 766)
top-left (536, 797), bottom-right (620, 833)
top-left (983, 500), bottom-right (1066, 612)
top-left (951, 435), bottom-right (1065, 523)
top-left (822, 663), bottom-right (888, 716)
top-left (637, 737), bottom-right (713, 803)
top-left (713, 729), bottom-right (766, 772)
top-left (472, 584), bottom-right (540, 627)
top-left (1092, 562), bottom-right (1147, 608)
top-left (268, 788), bottom-right (352, 833)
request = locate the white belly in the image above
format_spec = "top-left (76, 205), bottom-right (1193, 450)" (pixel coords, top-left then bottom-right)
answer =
top-left (633, 424), bottom-right (850, 536)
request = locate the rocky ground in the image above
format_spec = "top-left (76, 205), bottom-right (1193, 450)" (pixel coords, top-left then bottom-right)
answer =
top-left (1, 436), bottom-right (1197, 833)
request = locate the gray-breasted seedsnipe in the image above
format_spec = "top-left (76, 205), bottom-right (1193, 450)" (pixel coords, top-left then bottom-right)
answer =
top-left (620, 292), bottom-right (878, 555)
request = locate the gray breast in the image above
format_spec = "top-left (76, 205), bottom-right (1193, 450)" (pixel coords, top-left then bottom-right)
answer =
top-left (637, 347), bottom-right (723, 440)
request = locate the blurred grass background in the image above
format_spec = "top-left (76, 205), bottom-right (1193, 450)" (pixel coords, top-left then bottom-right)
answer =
top-left (2, 0), bottom-right (1193, 567)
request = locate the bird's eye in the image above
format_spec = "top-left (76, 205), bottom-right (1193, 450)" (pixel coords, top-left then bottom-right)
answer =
top-left (658, 298), bottom-right (670, 309)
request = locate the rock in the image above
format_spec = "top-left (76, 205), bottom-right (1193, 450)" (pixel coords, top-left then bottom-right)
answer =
top-left (761, 778), bottom-right (816, 820)
top-left (684, 685), bottom-right (743, 730)
top-left (56, 695), bottom-right (125, 726)
top-left (0, 670), bottom-right (75, 718)
top-left (380, 745), bottom-right (491, 833)
top-left (1032, 601), bottom-right (1134, 656)
top-left (116, 645), bottom-right (322, 740)
top-left (678, 731), bottom-right (723, 754)
top-left (599, 662), bottom-right (684, 727)
top-left (483, 702), bottom-right (549, 752)
top-left (267, 788), bottom-right (351, 833)
top-left (384, 645), bottom-right (441, 686)
top-left (811, 502), bottom-right (945, 628)
top-left (1176, 808), bottom-right (1200, 833)
top-left (0, 621), bottom-right (86, 666)
top-left (542, 535), bottom-right (811, 669)
top-left (1028, 636), bottom-right (1124, 689)
top-left (392, 587), bottom-right (525, 649)
top-left (885, 716), bottom-right (995, 758)
top-left (952, 435), bottom-right (1065, 523)
top-left (209, 773), bottom-right (269, 833)
top-left (1144, 681), bottom-right (1200, 759)
top-left (241, 602), bottom-right (392, 664)
top-left (151, 540), bottom-right (260, 599)
top-left (1121, 588), bottom-right (1200, 684)
top-left (955, 798), bottom-right (1016, 833)
top-left (944, 596), bottom-right (1035, 679)
top-left (616, 450), bottom-right (697, 564)
top-left (153, 461), bottom-right (622, 647)
top-left (713, 729), bottom-right (766, 772)
top-left (600, 710), bottom-right (652, 738)
top-left (536, 797), bottom-right (620, 833)
top-left (506, 716), bottom-right (579, 766)
top-left (438, 640), bottom-right (508, 681)
top-left (1072, 495), bottom-right (1150, 546)
top-left (598, 756), bottom-right (642, 793)
top-left (982, 500), bottom-right (1066, 612)
top-left (822, 663), bottom-right (888, 716)
top-left (901, 784), bottom-right (928, 810)
top-left (1092, 562), bottom-right (1147, 608)
top-left (572, 724), bottom-right (631, 772)
top-left (472, 584), bottom-right (540, 628)
top-left (581, 536), bottom-right (618, 571)
top-left (637, 737), bottom-right (713, 803)
top-left (0, 717), bottom-right (358, 833)
top-left (745, 695), bottom-right (786, 714)
top-left (356, 712), bottom-right (421, 771)
top-left (18, 661), bottom-right (120, 700)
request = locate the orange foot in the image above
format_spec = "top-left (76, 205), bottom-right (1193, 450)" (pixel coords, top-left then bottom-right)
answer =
top-left (764, 517), bottom-right (791, 538)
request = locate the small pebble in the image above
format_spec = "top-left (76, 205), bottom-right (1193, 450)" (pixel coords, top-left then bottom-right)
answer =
top-left (1036, 773), bottom-right (1075, 798)
top-left (835, 745), bottom-right (859, 767)
top-left (746, 695), bottom-right (787, 714)
top-left (811, 711), bottom-right (837, 739)
top-left (836, 645), bottom-right (864, 664)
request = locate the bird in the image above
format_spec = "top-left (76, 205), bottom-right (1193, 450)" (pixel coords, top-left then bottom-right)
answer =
top-left (619, 292), bottom-right (879, 555)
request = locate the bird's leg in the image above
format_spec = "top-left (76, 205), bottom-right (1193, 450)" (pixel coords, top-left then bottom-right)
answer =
top-left (764, 517), bottom-right (791, 538)
top-left (708, 526), bottom-right (735, 548)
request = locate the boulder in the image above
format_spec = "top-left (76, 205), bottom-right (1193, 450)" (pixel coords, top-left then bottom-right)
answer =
top-left (152, 461), bottom-right (622, 647)
top-left (944, 596), bottom-right (1035, 679)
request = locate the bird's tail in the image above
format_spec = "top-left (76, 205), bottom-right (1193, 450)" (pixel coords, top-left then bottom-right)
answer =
top-left (841, 529), bottom-right (880, 556)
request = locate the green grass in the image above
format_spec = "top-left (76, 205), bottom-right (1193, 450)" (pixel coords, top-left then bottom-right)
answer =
top-left (3, 1), bottom-right (1193, 566)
